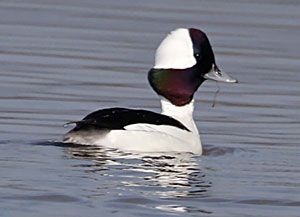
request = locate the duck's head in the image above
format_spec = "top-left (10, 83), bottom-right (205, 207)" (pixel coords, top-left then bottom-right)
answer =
top-left (148, 28), bottom-right (237, 106)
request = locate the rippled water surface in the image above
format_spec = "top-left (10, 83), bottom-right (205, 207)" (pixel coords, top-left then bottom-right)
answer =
top-left (1, 0), bottom-right (300, 216)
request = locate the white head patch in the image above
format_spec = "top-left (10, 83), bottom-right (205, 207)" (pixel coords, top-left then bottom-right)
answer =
top-left (154, 28), bottom-right (196, 69)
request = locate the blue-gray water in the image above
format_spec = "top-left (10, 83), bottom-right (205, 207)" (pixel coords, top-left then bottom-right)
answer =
top-left (1, 0), bottom-right (300, 216)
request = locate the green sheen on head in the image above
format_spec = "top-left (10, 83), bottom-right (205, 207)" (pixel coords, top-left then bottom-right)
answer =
top-left (148, 28), bottom-right (237, 106)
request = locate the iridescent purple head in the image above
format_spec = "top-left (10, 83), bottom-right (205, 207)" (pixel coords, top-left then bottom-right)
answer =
top-left (148, 28), bottom-right (237, 106)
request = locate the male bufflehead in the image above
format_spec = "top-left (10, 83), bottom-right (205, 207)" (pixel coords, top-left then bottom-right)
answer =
top-left (63, 28), bottom-right (237, 154)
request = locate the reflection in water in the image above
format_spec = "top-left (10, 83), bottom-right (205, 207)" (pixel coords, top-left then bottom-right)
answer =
top-left (141, 155), bottom-right (210, 198)
top-left (156, 204), bottom-right (213, 214)
top-left (1, 0), bottom-right (300, 215)
top-left (64, 144), bottom-right (211, 200)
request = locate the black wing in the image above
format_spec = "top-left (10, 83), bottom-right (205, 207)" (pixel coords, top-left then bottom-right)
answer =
top-left (68, 107), bottom-right (190, 132)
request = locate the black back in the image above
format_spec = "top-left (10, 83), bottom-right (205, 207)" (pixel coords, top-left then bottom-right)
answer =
top-left (70, 108), bottom-right (190, 132)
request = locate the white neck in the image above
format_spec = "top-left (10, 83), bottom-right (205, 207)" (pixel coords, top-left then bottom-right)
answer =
top-left (160, 99), bottom-right (199, 134)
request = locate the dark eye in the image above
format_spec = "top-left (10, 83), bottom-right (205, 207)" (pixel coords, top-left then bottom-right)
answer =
top-left (194, 53), bottom-right (201, 58)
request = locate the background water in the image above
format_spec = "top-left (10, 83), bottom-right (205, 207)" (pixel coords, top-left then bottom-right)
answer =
top-left (0, 0), bottom-right (300, 216)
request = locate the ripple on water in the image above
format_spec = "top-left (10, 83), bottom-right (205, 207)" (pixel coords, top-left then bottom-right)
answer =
top-left (1, 0), bottom-right (300, 216)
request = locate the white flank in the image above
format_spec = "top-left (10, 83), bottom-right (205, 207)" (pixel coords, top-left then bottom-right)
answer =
top-left (64, 99), bottom-right (202, 154)
top-left (154, 28), bottom-right (196, 69)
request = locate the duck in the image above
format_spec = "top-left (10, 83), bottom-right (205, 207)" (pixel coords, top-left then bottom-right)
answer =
top-left (63, 28), bottom-right (237, 154)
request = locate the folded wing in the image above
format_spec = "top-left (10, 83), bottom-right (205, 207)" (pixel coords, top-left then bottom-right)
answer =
top-left (67, 107), bottom-right (190, 132)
